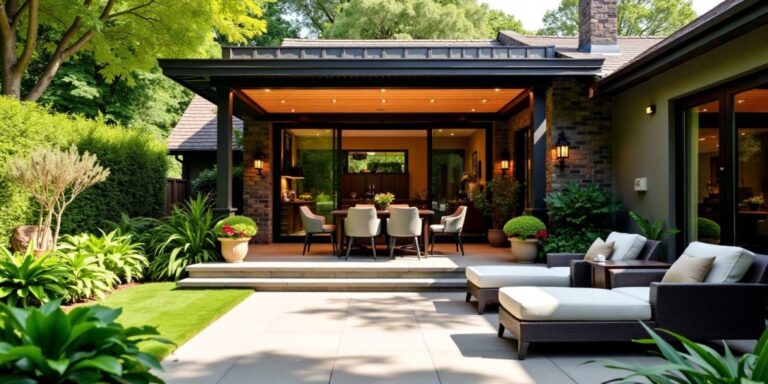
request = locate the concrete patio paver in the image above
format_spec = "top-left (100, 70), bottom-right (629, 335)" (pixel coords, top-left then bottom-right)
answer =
top-left (160, 291), bottom-right (664, 384)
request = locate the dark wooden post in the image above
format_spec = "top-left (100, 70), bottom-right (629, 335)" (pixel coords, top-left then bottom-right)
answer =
top-left (214, 87), bottom-right (236, 218)
top-left (530, 85), bottom-right (548, 221)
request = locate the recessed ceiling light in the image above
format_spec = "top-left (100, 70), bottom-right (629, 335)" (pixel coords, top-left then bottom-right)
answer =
top-left (331, 99), bottom-right (337, 103)
top-left (737, 99), bottom-right (746, 104)
top-left (381, 99), bottom-right (386, 104)
top-left (481, 99), bottom-right (488, 103)
top-left (470, 108), bottom-right (476, 112)
top-left (450, 132), bottom-right (455, 136)
top-left (325, 129), bottom-right (331, 132)
top-left (699, 138), bottom-right (706, 141)
top-left (315, 133), bottom-right (320, 136)
top-left (701, 108), bottom-right (708, 112)
top-left (494, 88), bottom-right (500, 92)
top-left (280, 99), bottom-right (286, 104)
top-left (264, 88), bottom-right (271, 92)
top-left (290, 108), bottom-right (295, 113)
top-left (741, 132), bottom-right (746, 136)
top-left (438, 129), bottom-right (443, 132)
top-left (429, 99), bottom-right (435, 103)
top-left (380, 88), bottom-right (386, 93)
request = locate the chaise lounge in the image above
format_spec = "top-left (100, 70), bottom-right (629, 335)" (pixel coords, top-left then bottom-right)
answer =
top-left (496, 242), bottom-right (768, 359)
top-left (466, 232), bottom-right (660, 313)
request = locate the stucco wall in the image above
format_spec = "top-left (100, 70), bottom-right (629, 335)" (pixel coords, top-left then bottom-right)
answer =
top-left (612, 25), bottom-right (768, 232)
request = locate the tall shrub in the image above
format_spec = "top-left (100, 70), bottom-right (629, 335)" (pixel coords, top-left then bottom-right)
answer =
top-left (0, 97), bottom-right (167, 241)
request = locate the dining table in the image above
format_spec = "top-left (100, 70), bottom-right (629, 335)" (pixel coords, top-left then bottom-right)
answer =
top-left (331, 209), bottom-right (435, 256)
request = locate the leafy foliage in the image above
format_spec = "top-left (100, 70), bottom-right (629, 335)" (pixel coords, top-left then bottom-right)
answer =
top-left (600, 323), bottom-right (768, 383)
top-left (323, 0), bottom-right (525, 39)
top-left (58, 230), bottom-right (148, 284)
top-left (503, 216), bottom-right (547, 239)
top-left (539, 0), bottom-right (697, 37)
top-left (149, 195), bottom-right (219, 281)
top-left (56, 251), bottom-right (118, 303)
top-left (629, 211), bottom-right (680, 242)
top-left (214, 216), bottom-right (258, 237)
top-left (233, 1), bottom-right (301, 46)
top-left (0, 300), bottom-right (170, 382)
top-left (191, 165), bottom-right (244, 199)
top-left (104, 213), bottom-right (157, 247)
top-left (543, 183), bottom-right (622, 253)
top-left (697, 217), bottom-right (721, 241)
top-left (0, 97), bottom-right (167, 242)
top-left (0, 247), bottom-right (68, 307)
top-left (473, 176), bottom-right (520, 229)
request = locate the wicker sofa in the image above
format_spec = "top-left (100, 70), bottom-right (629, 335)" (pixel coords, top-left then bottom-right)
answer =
top-left (465, 235), bottom-right (661, 313)
top-left (497, 243), bottom-right (768, 360)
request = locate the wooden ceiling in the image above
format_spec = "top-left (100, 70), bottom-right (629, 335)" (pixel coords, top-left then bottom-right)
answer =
top-left (286, 128), bottom-right (482, 137)
top-left (242, 88), bottom-right (524, 114)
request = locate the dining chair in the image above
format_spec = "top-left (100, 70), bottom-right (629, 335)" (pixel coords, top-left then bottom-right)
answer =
top-left (355, 204), bottom-right (375, 208)
top-left (388, 204), bottom-right (410, 210)
top-left (386, 207), bottom-right (423, 259)
top-left (298, 206), bottom-right (336, 255)
top-left (344, 207), bottom-right (381, 260)
top-left (430, 206), bottom-right (467, 255)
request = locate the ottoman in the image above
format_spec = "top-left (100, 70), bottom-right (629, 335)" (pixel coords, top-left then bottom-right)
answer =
top-left (496, 287), bottom-right (654, 359)
top-left (465, 266), bottom-right (571, 314)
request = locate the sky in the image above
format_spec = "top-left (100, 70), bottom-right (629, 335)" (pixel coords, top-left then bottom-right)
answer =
top-left (479, 0), bottom-right (724, 31)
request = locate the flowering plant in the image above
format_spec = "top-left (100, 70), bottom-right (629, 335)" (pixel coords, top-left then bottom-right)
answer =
top-left (374, 192), bottom-right (395, 204)
top-left (744, 194), bottom-right (765, 206)
top-left (214, 215), bottom-right (257, 239)
top-left (535, 229), bottom-right (548, 241)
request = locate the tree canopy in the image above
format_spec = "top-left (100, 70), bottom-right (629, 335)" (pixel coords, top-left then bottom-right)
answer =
top-left (539, 0), bottom-right (697, 37)
top-left (0, 0), bottom-right (268, 101)
top-left (289, 0), bottom-right (525, 39)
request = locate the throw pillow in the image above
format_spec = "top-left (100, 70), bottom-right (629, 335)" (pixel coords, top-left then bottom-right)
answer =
top-left (584, 238), bottom-right (615, 261)
top-left (606, 232), bottom-right (647, 261)
top-left (662, 253), bottom-right (715, 283)
top-left (682, 242), bottom-right (755, 283)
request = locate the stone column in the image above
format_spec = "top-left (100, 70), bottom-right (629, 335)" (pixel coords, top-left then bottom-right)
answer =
top-left (243, 120), bottom-right (273, 243)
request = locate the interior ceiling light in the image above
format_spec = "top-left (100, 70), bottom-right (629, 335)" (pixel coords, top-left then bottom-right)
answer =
top-left (471, 108), bottom-right (476, 112)
top-left (331, 99), bottom-right (337, 103)
top-left (381, 99), bottom-right (386, 104)
top-left (438, 129), bottom-right (443, 132)
top-left (699, 138), bottom-right (706, 141)
top-left (481, 99), bottom-right (488, 103)
top-left (280, 99), bottom-right (286, 104)
top-left (429, 99), bottom-right (436, 103)
top-left (290, 108), bottom-right (295, 113)
top-left (737, 99), bottom-right (746, 104)
top-left (494, 88), bottom-right (500, 92)
top-left (450, 132), bottom-right (455, 136)
top-left (325, 129), bottom-right (331, 132)
top-left (380, 88), bottom-right (386, 93)
top-left (702, 108), bottom-right (708, 112)
top-left (264, 88), bottom-right (271, 92)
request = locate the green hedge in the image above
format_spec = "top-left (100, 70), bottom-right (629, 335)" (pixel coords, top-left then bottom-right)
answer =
top-left (0, 97), bottom-right (167, 240)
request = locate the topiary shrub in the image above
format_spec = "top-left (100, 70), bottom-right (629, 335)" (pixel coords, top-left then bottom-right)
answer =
top-left (503, 215), bottom-right (547, 239)
top-left (697, 217), bottom-right (721, 243)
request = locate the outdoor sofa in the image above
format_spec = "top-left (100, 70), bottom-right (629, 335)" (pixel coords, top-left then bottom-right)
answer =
top-left (465, 232), bottom-right (661, 313)
top-left (496, 242), bottom-right (768, 359)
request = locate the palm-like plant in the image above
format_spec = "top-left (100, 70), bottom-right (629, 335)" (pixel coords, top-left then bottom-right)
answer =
top-left (58, 230), bottom-right (148, 284)
top-left (600, 323), bottom-right (768, 383)
top-left (104, 212), bottom-right (156, 246)
top-left (0, 247), bottom-right (68, 307)
top-left (629, 211), bottom-right (680, 242)
top-left (149, 194), bottom-right (218, 281)
top-left (57, 251), bottom-right (118, 302)
top-left (0, 300), bottom-right (170, 382)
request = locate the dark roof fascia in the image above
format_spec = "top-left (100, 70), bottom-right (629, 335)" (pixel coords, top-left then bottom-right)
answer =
top-left (597, 0), bottom-right (768, 95)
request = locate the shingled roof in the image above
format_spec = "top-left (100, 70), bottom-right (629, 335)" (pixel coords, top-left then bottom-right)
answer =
top-left (167, 95), bottom-right (243, 152)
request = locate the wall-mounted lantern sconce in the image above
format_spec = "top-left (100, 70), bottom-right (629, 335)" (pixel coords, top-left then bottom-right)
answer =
top-left (555, 132), bottom-right (570, 170)
top-left (500, 149), bottom-right (511, 176)
top-left (253, 151), bottom-right (265, 175)
top-left (645, 104), bottom-right (656, 115)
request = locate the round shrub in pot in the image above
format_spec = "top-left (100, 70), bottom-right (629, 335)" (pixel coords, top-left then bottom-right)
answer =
top-left (215, 215), bottom-right (258, 263)
top-left (697, 217), bottom-right (721, 244)
top-left (503, 215), bottom-right (547, 263)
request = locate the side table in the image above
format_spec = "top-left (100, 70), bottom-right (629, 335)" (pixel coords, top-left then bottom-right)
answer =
top-left (587, 260), bottom-right (671, 289)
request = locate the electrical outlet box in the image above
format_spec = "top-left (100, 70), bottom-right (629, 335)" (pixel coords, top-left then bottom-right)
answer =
top-left (634, 177), bottom-right (648, 192)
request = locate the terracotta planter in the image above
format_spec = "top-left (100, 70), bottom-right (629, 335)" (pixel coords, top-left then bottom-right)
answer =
top-left (509, 237), bottom-right (539, 263)
top-left (218, 237), bottom-right (251, 263)
top-left (487, 229), bottom-right (507, 247)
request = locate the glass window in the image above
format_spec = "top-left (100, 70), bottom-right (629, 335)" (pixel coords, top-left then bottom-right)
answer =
top-left (345, 151), bottom-right (407, 173)
top-left (684, 100), bottom-right (722, 243)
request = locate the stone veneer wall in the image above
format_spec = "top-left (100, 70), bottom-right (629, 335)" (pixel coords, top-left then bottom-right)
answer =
top-left (242, 120), bottom-right (273, 243)
top-left (546, 78), bottom-right (613, 193)
top-left (491, 121), bottom-right (510, 178)
top-left (578, 0), bottom-right (618, 48)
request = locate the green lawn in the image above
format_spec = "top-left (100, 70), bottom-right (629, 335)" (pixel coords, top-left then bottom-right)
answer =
top-left (97, 283), bottom-right (252, 359)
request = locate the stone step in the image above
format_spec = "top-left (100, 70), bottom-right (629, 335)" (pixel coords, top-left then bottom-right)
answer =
top-left (186, 262), bottom-right (466, 279)
top-left (176, 277), bottom-right (467, 291)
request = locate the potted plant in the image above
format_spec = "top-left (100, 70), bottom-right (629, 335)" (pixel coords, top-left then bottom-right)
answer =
top-left (744, 194), bottom-right (765, 211)
top-left (374, 192), bottom-right (395, 211)
top-left (697, 217), bottom-right (721, 244)
top-left (215, 215), bottom-right (257, 263)
top-left (473, 176), bottom-right (520, 247)
top-left (503, 215), bottom-right (547, 263)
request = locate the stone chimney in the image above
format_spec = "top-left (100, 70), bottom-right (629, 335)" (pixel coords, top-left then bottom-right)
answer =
top-left (578, 0), bottom-right (620, 54)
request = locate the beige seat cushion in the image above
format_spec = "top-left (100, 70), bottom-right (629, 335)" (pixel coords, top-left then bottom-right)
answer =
top-left (430, 224), bottom-right (445, 233)
top-left (585, 238), bottom-right (615, 261)
top-left (466, 266), bottom-right (571, 289)
top-left (612, 287), bottom-right (651, 303)
top-left (682, 242), bottom-right (755, 283)
top-left (606, 232), bottom-right (647, 261)
top-left (499, 287), bottom-right (651, 321)
top-left (662, 253), bottom-right (715, 283)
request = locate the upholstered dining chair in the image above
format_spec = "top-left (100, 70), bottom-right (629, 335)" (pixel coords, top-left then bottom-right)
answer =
top-left (344, 207), bottom-right (382, 260)
top-left (298, 206), bottom-right (336, 255)
top-left (388, 204), bottom-right (410, 209)
top-left (430, 206), bottom-right (467, 256)
top-left (386, 207), bottom-right (423, 259)
top-left (355, 204), bottom-right (375, 208)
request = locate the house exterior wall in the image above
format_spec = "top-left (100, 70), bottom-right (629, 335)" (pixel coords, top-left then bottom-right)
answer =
top-left (546, 78), bottom-right (614, 194)
top-left (243, 120), bottom-right (274, 243)
top-left (613, 25), bottom-right (768, 234)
